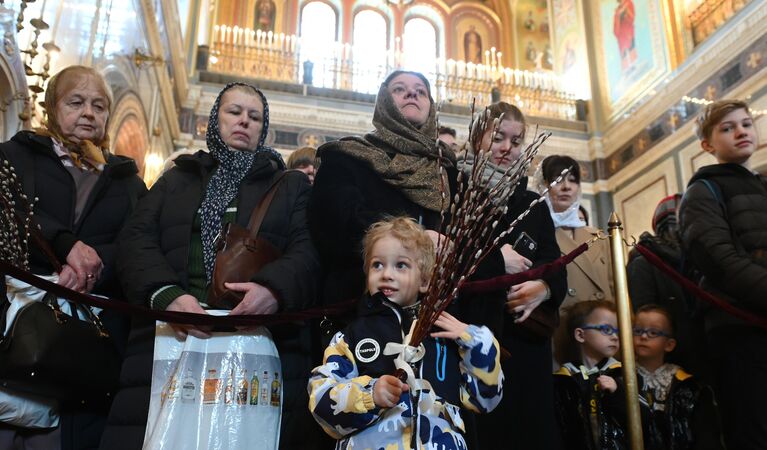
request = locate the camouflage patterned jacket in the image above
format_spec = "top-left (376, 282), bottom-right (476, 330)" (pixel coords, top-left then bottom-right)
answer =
top-left (308, 293), bottom-right (503, 449)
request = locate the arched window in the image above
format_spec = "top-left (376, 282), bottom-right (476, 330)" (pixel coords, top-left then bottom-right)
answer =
top-left (299, 2), bottom-right (337, 88)
top-left (403, 18), bottom-right (437, 81)
top-left (352, 10), bottom-right (387, 94)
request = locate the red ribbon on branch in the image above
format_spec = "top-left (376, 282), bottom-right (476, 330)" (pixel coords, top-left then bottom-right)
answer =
top-left (634, 243), bottom-right (767, 330)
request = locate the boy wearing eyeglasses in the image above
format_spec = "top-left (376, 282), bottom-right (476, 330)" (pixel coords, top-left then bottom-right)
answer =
top-left (552, 300), bottom-right (636, 450)
top-left (633, 305), bottom-right (724, 450)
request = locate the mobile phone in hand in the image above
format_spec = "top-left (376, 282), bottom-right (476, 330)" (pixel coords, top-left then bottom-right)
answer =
top-left (513, 232), bottom-right (538, 260)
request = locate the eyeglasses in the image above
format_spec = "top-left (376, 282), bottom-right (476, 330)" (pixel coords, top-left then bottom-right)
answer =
top-left (580, 324), bottom-right (619, 336)
top-left (632, 328), bottom-right (672, 339)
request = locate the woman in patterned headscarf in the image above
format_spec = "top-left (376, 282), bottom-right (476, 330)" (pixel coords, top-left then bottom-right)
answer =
top-left (102, 83), bottom-right (319, 449)
top-left (309, 71), bottom-right (453, 304)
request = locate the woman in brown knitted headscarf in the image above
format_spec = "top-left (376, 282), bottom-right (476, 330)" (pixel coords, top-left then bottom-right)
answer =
top-left (308, 71), bottom-right (456, 310)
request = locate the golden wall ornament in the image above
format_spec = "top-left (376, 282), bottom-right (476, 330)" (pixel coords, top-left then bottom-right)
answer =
top-left (689, 0), bottom-right (752, 46)
top-left (132, 48), bottom-right (165, 69)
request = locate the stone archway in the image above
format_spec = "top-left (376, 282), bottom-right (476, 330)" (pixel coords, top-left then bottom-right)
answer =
top-left (113, 114), bottom-right (149, 176)
top-left (110, 92), bottom-right (150, 177)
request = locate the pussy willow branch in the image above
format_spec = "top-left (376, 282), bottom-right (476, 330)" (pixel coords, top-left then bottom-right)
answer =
top-left (0, 160), bottom-right (37, 270)
top-left (409, 108), bottom-right (560, 348)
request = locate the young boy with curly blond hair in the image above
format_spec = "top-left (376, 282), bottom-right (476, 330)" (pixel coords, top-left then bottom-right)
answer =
top-left (308, 217), bottom-right (503, 449)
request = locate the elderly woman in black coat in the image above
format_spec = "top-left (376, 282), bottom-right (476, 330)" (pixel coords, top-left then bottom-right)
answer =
top-left (0, 65), bottom-right (146, 450)
top-left (100, 82), bottom-right (319, 450)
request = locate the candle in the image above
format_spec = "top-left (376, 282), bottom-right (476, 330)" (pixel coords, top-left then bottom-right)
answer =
top-left (279, 33), bottom-right (285, 52)
top-left (214, 25), bottom-right (220, 44)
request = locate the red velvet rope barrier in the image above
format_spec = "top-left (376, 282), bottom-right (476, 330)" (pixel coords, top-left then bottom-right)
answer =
top-left (634, 244), bottom-right (767, 330)
top-left (459, 242), bottom-right (590, 294)
top-left (1, 242), bottom-right (588, 327)
top-left (0, 261), bottom-right (356, 327)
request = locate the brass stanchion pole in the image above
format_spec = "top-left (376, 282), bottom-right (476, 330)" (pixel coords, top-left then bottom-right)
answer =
top-left (607, 212), bottom-right (644, 450)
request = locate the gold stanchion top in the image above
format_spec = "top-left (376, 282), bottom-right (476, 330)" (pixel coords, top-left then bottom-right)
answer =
top-left (608, 211), bottom-right (622, 228)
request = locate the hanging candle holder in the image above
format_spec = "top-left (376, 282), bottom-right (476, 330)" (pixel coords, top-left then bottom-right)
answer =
top-left (15, 0), bottom-right (38, 33)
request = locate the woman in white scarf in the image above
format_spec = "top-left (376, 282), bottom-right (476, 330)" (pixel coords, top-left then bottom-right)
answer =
top-left (539, 155), bottom-right (614, 313)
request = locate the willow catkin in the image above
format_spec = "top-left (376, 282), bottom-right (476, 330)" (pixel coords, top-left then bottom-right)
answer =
top-left (410, 107), bottom-right (558, 348)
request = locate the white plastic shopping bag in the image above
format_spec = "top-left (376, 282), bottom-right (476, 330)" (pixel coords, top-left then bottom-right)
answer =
top-left (143, 312), bottom-right (281, 450)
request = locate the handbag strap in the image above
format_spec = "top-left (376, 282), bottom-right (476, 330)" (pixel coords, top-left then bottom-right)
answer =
top-left (246, 171), bottom-right (288, 238)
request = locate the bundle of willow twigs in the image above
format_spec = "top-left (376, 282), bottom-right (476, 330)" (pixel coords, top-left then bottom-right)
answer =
top-left (0, 160), bottom-right (35, 271)
top-left (408, 105), bottom-right (570, 349)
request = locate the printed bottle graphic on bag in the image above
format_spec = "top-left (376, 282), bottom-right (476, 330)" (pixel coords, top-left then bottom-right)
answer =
top-left (162, 373), bottom-right (179, 402)
top-left (181, 368), bottom-right (197, 402)
top-left (270, 372), bottom-right (281, 407)
top-left (224, 367), bottom-right (235, 405)
top-left (260, 371), bottom-right (269, 405)
top-left (203, 369), bottom-right (220, 404)
top-left (250, 370), bottom-right (259, 405)
top-left (237, 369), bottom-right (249, 405)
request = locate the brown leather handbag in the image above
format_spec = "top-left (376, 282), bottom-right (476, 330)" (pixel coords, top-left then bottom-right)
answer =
top-left (207, 173), bottom-right (286, 309)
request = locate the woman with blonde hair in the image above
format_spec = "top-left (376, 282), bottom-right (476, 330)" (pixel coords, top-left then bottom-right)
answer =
top-left (463, 102), bottom-right (566, 450)
top-left (0, 65), bottom-right (146, 449)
